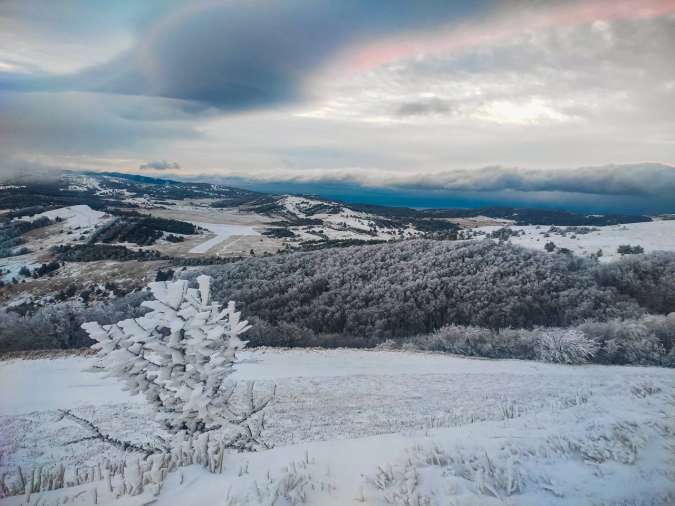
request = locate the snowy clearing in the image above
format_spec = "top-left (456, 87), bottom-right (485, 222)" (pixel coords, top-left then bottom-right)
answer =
top-left (188, 222), bottom-right (260, 254)
top-left (0, 349), bottom-right (673, 505)
top-left (472, 220), bottom-right (675, 261)
top-left (16, 205), bottom-right (107, 230)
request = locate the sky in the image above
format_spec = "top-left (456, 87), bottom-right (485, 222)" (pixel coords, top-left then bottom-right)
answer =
top-left (1, 0), bottom-right (674, 212)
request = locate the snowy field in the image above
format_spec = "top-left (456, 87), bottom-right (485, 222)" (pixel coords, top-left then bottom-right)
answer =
top-left (188, 222), bottom-right (260, 254)
top-left (472, 220), bottom-right (675, 261)
top-left (16, 205), bottom-right (108, 230)
top-left (1, 349), bottom-right (673, 505)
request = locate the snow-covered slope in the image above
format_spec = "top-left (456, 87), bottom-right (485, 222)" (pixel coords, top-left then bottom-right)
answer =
top-left (470, 220), bottom-right (675, 261)
top-left (273, 196), bottom-right (420, 242)
top-left (17, 204), bottom-right (107, 230)
top-left (1, 205), bottom-right (112, 283)
top-left (1, 349), bottom-right (672, 505)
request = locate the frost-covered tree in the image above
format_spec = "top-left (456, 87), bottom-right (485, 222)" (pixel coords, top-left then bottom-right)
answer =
top-left (80, 275), bottom-right (272, 454)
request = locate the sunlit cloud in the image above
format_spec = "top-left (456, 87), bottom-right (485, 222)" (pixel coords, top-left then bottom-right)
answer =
top-left (335, 0), bottom-right (675, 73)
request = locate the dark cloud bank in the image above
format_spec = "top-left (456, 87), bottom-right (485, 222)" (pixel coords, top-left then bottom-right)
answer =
top-left (1, 0), bottom-right (491, 110)
top-left (198, 163), bottom-right (675, 214)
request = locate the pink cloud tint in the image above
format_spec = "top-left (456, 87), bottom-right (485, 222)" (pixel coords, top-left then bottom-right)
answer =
top-left (340, 0), bottom-right (675, 72)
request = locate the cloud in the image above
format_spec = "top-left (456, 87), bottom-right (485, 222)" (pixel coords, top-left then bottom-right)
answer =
top-left (404, 164), bottom-right (675, 197)
top-left (303, 13), bottom-right (675, 127)
top-left (395, 98), bottom-right (452, 116)
top-left (0, 91), bottom-right (203, 158)
top-left (1, 0), bottom-right (674, 211)
top-left (1, 1), bottom-right (490, 109)
top-left (139, 160), bottom-right (180, 170)
top-left (196, 163), bottom-right (675, 200)
top-left (0, 157), bottom-right (71, 183)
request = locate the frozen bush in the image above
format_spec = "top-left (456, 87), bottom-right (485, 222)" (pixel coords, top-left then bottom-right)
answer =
top-left (401, 316), bottom-right (673, 366)
top-left (533, 329), bottom-right (598, 364)
top-left (374, 339), bottom-right (401, 351)
top-left (579, 317), bottom-right (671, 365)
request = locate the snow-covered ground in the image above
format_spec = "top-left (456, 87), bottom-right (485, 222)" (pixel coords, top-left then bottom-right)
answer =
top-left (277, 196), bottom-right (420, 242)
top-left (472, 220), bottom-right (675, 261)
top-left (16, 205), bottom-right (107, 230)
top-left (2, 205), bottom-right (112, 283)
top-left (1, 349), bottom-right (672, 505)
top-left (188, 222), bottom-right (260, 254)
top-left (0, 255), bottom-right (42, 283)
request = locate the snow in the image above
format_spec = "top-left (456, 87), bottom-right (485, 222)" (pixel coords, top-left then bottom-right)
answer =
top-left (189, 222), bottom-right (259, 254)
top-left (0, 357), bottom-right (137, 416)
top-left (6, 349), bottom-right (667, 417)
top-left (473, 220), bottom-right (675, 261)
top-left (231, 347), bottom-right (644, 380)
top-left (0, 349), bottom-right (672, 504)
top-left (278, 196), bottom-right (327, 217)
top-left (276, 196), bottom-right (420, 243)
top-left (62, 174), bottom-right (102, 192)
top-left (0, 255), bottom-right (41, 283)
top-left (1, 205), bottom-right (108, 282)
top-left (17, 204), bottom-right (107, 230)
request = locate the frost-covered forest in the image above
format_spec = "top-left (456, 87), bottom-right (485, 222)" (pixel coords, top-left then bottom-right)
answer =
top-left (2, 239), bottom-right (674, 365)
top-left (192, 240), bottom-right (675, 362)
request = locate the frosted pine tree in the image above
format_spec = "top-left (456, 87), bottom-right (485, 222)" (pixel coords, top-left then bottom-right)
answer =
top-left (78, 275), bottom-right (272, 458)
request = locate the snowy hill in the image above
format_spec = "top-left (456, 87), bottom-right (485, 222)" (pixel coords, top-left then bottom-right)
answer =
top-left (264, 195), bottom-right (422, 243)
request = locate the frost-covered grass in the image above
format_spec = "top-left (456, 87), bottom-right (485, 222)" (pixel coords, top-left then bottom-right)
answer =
top-left (0, 349), bottom-right (672, 504)
top-left (472, 220), bottom-right (675, 261)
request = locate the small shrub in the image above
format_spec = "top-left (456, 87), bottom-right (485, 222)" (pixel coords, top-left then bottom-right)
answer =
top-left (617, 244), bottom-right (644, 255)
top-left (533, 329), bottom-right (598, 364)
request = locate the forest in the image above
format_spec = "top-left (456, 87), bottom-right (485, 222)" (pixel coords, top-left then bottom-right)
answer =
top-left (198, 240), bottom-right (672, 338)
top-left (2, 239), bottom-right (673, 365)
top-left (91, 212), bottom-right (198, 245)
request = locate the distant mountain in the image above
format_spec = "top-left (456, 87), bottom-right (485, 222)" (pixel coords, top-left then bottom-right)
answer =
top-left (0, 171), bottom-right (652, 249)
